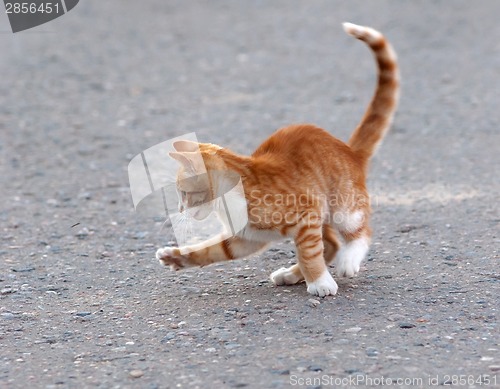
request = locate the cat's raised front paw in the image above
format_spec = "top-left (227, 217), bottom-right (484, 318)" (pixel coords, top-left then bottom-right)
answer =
top-left (306, 271), bottom-right (338, 297)
top-left (156, 247), bottom-right (190, 271)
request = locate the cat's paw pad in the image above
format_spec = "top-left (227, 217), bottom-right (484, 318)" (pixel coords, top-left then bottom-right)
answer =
top-left (156, 247), bottom-right (189, 271)
top-left (306, 271), bottom-right (338, 297)
top-left (270, 267), bottom-right (304, 285)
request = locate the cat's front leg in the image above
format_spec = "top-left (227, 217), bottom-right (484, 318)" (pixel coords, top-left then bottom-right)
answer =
top-left (294, 224), bottom-right (338, 297)
top-left (156, 234), bottom-right (227, 270)
top-left (155, 243), bottom-right (223, 270)
top-left (156, 236), bottom-right (267, 270)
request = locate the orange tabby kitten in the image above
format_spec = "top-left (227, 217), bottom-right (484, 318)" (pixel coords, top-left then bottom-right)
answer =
top-left (156, 23), bottom-right (399, 297)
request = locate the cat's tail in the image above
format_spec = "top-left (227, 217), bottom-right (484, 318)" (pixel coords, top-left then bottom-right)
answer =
top-left (343, 22), bottom-right (400, 162)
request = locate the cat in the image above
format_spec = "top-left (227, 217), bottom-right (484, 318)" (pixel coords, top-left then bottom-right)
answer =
top-left (156, 23), bottom-right (399, 297)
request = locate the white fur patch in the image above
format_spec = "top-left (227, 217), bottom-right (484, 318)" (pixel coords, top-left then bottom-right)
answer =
top-left (335, 237), bottom-right (369, 277)
top-left (343, 210), bottom-right (364, 233)
top-left (343, 22), bottom-right (383, 44)
top-left (306, 270), bottom-right (338, 297)
top-left (332, 210), bottom-right (364, 233)
top-left (156, 247), bottom-right (175, 263)
top-left (270, 266), bottom-right (303, 286)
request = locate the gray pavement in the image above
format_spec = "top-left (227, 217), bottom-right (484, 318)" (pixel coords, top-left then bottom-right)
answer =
top-left (0, 1), bottom-right (498, 388)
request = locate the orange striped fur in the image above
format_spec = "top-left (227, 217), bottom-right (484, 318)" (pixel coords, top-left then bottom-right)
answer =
top-left (156, 23), bottom-right (399, 297)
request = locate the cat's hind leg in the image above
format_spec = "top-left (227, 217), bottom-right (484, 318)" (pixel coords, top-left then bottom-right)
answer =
top-left (323, 223), bottom-right (341, 265)
top-left (334, 222), bottom-right (371, 278)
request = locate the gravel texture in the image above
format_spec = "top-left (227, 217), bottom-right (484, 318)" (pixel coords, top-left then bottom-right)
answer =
top-left (1, 1), bottom-right (498, 388)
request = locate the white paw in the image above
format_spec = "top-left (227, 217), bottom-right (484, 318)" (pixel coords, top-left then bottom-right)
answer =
top-left (270, 266), bottom-right (303, 286)
top-left (306, 271), bottom-right (338, 297)
top-left (155, 247), bottom-right (189, 270)
top-left (335, 257), bottom-right (361, 277)
top-left (335, 238), bottom-right (369, 277)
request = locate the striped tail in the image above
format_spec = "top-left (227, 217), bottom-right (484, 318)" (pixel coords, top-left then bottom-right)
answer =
top-left (343, 23), bottom-right (400, 161)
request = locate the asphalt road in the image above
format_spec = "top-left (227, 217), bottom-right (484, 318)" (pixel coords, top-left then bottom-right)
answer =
top-left (1, 1), bottom-right (498, 388)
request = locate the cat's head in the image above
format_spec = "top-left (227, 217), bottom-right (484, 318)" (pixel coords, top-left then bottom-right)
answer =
top-left (169, 140), bottom-right (225, 220)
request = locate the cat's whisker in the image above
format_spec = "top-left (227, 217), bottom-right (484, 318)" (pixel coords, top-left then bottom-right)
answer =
top-left (159, 218), bottom-right (170, 232)
top-left (169, 210), bottom-right (197, 246)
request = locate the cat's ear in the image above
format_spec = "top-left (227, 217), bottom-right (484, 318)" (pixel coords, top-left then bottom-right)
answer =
top-left (172, 140), bottom-right (199, 152)
top-left (169, 152), bottom-right (191, 167)
top-left (169, 151), bottom-right (205, 173)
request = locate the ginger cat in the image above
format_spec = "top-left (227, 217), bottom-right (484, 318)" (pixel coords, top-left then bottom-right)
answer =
top-left (156, 23), bottom-right (399, 297)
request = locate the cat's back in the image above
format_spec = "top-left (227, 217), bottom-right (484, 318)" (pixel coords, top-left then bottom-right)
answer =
top-left (252, 124), bottom-right (353, 163)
